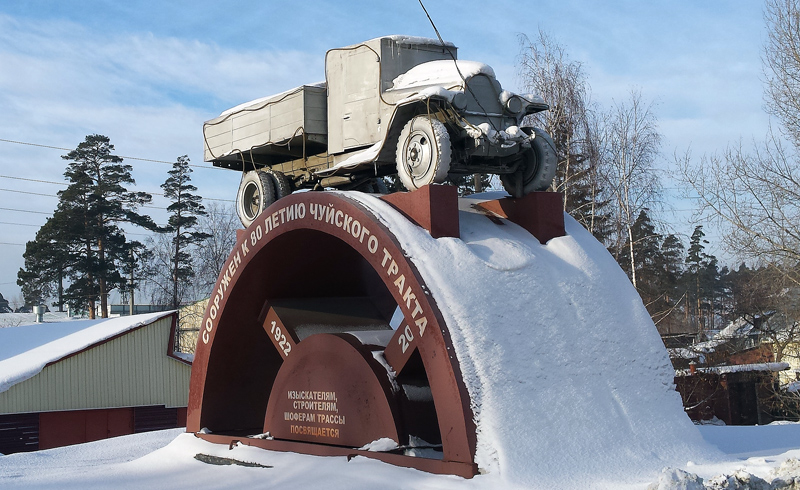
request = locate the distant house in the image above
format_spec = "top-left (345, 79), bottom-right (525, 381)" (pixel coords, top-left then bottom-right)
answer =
top-left (176, 298), bottom-right (208, 354)
top-left (0, 311), bottom-right (191, 454)
top-left (107, 304), bottom-right (172, 316)
top-left (675, 362), bottom-right (788, 425)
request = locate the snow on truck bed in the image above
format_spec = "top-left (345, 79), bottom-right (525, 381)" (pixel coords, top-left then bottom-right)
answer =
top-left (0, 311), bottom-right (174, 393)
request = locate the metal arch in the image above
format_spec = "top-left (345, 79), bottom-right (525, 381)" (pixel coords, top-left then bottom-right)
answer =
top-left (187, 191), bottom-right (476, 476)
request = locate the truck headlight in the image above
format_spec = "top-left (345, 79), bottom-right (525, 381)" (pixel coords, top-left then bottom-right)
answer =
top-left (452, 92), bottom-right (468, 110)
top-left (499, 91), bottom-right (523, 115)
top-left (505, 96), bottom-right (524, 115)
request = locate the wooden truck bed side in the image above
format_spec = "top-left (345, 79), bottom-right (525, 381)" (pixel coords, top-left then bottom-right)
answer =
top-left (203, 84), bottom-right (328, 164)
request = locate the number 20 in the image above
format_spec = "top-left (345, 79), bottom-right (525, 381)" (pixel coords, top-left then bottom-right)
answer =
top-left (398, 325), bottom-right (414, 353)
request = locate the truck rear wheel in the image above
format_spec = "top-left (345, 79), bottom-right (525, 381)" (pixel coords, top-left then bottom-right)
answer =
top-left (268, 169), bottom-right (292, 199)
top-left (500, 127), bottom-right (557, 198)
top-left (236, 170), bottom-right (276, 228)
top-left (396, 116), bottom-right (451, 191)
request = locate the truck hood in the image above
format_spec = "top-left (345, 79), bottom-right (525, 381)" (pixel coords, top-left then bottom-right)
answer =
top-left (387, 60), bottom-right (495, 93)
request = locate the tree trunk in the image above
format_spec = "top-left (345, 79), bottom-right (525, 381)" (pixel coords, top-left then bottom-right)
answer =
top-left (129, 248), bottom-right (135, 316)
top-left (86, 236), bottom-right (95, 320)
top-left (98, 235), bottom-right (107, 318)
top-left (627, 224), bottom-right (637, 288)
top-left (57, 269), bottom-right (64, 312)
top-left (473, 173), bottom-right (483, 193)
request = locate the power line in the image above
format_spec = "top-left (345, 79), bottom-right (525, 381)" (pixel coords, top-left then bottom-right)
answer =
top-left (0, 207), bottom-right (51, 215)
top-left (0, 242), bottom-right (25, 246)
top-left (0, 174), bottom-right (234, 202)
top-left (0, 188), bottom-right (57, 198)
top-left (0, 221), bottom-right (39, 227)
top-left (0, 174), bottom-right (64, 186)
top-left (0, 137), bottom-right (225, 171)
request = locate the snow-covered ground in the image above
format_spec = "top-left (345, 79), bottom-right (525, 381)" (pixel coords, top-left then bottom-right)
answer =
top-left (2, 193), bottom-right (799, 488)
top-left (0, 311), bottom-right (76, 328)
top-left (0, 424), bottom-right (798, 489)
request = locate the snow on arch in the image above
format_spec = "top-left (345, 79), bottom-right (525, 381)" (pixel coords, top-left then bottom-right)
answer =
top-left (346, 191), bottom-right (720, 488)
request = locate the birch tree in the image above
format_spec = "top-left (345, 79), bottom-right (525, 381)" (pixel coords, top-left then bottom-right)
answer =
top-left (517, 30), bottom-right (611, 240)
top-left (603, 90), bottom-right (662, 288)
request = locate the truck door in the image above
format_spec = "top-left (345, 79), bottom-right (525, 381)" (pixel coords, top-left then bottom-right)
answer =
top-left (326, 45), bottom-right (382, 154)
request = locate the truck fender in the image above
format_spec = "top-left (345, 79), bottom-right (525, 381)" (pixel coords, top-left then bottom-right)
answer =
top-left (376, 100), bottom-right (447, 163)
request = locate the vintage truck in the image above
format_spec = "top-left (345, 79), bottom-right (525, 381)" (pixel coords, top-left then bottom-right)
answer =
top-left (203, 35), bottom-right (557, 227)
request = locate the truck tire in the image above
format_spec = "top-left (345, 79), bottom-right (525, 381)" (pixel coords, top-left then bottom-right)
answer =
top-left (395, 116), bottom-right (451, 191)
top-left (372, 177), bottom-right (389, 194)
top-left (500, 127), bottom-right (557, 198)
top-left (266, 168), bottom-right (292, 199)
top-left (236, 170), bottom-right (276, 228)
top-left (353, 178), bottom-right (389, 194)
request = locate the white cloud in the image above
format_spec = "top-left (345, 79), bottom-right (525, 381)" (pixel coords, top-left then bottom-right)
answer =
top-left (0, 14), bottom-right (323, 300)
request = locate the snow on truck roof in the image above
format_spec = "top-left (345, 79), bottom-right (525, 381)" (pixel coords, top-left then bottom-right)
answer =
top-left (0, 311), bottom-right (174, 394)
top-left (364, 35), bottom-right (456, 49)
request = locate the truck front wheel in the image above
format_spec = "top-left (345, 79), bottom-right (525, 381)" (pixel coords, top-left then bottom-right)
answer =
top-left (500, 127), bottom-right (557, 198)
top-left (395, 116), bottom-right (451, 191)
top-left (236, 169), bottom-right (276, 228)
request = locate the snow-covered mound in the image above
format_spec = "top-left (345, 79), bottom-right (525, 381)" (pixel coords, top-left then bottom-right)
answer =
top-left (347, 192), bottom-right (719, 488)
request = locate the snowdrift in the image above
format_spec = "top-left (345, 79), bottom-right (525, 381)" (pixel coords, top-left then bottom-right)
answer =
top-left (348, 192), bottom-right (720, 488)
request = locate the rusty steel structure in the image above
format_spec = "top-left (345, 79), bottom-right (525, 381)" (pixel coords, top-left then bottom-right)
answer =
top-left (187, 186), bottom-right (564, 477)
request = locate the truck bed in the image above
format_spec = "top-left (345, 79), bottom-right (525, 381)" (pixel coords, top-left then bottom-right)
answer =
top-left (203, 84), bottom-right (328, 167)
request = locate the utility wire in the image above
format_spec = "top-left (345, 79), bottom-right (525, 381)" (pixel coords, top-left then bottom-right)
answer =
top-left (0, 174), bottom-right (63, 186)
top-left (0, 190), bottom-right (169, 213)
top-left (0, 207), bottom-right (51, 215)
top-left (0, 221), bottom-right (39, 227)
top-left (0, 137), bottom-right (224, 171)
top-left (0, 174), bottom-right (234, 202)
top-left (417, 0), bottom-right (500, 133)
top-left (0, 218), bottom-right (161, 238)
top-left (0, 188), bottom-right (57, 198)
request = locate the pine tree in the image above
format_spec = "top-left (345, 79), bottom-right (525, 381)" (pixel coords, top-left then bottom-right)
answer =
top-left (18, 134), bottom-right (157, 318)
top-left (658, 234), bottom-right (685, 304)
top-left (683, 226), bottom-right (721, 337)
top-left (161, 155), bottom-right (210, 309)
top-left (16, 216), bottom-right (69, 310)
top-left (651, 233), bottom-right (686, 333)
top-left (119, 240), bottom-right (152, 313)
top-left (621, 209), bottom-right (660, 290)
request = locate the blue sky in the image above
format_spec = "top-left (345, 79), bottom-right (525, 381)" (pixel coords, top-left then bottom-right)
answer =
top-left (0, 1), bottom-right (772, 302)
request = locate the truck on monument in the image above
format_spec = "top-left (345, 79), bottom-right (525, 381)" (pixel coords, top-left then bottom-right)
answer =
top-left (203, 35), bottom-right (557, 227)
